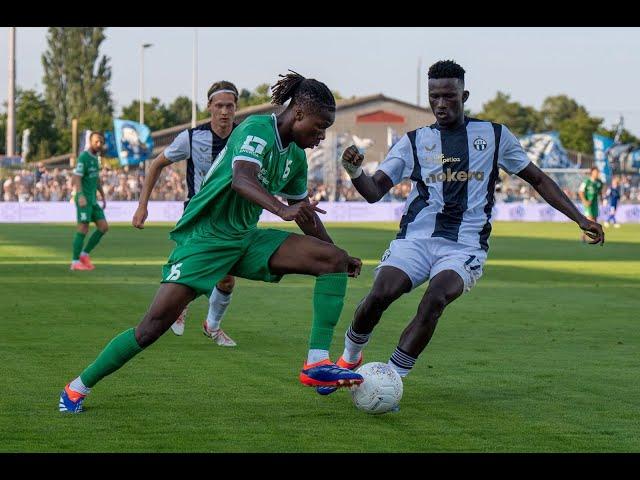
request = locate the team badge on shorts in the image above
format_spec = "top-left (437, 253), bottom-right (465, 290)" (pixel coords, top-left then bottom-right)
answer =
top-left (381, 249), bottom-right (391, 262)
top-left (473, 137), bottom-right (487, 151)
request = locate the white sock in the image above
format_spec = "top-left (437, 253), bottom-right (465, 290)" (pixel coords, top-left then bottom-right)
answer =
top-left (206, 287), bottom-right (232, 331)
top-left (71, 260), bottom-right (81, 265)
top-left (307, 349), bottom-right (329, 364)
top-left (342, 325), bottom-right (370, 363)
top-left (80, 251), bottom-right (88, 257)
top-left (69, 377), bottom-right (91, 395)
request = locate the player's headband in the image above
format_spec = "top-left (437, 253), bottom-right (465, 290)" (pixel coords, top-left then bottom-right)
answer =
top-left (208, 89), bottom-right (238, 101)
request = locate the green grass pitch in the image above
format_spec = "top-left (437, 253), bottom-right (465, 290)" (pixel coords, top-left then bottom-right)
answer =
top-left (1, 221), bottom-right (638, 452)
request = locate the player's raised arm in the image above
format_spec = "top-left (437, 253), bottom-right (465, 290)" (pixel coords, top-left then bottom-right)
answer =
top-left (132, 153), bottom-right (172, 228)
top-left (341, 145), bottom-right (394, 203)
top-left (517, 162), bottom-right (605, 245)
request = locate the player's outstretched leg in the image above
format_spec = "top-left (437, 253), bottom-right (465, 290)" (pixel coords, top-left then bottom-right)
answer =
top-left (387, 270), bottom-right (463, 378)
top-left (267, 233), bottom-right (364, 389)
top-left (59, 283), bottom-right (196, 413)
top-left (202, 275), bottom-right (236, 346)
top-left (317, 266), bottom-right (411, 395)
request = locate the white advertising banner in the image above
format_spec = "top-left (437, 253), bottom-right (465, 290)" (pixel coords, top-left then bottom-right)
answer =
top-left (0, 201), bottom-right (639, 223)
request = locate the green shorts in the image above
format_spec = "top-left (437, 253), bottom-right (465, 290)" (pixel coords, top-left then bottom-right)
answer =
top-left (584, 203), bottom-right (598, 219)
top-left (161, 228), bottom-right (291, 297)
top-left (76, 200), bottom-right (106, 224)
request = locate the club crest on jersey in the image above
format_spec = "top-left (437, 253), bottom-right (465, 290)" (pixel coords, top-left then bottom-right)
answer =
top-left (473, 137), bottom-right (487, 151)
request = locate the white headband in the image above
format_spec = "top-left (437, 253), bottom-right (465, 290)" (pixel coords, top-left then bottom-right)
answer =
top-left (208, 89), bottom-right (238, 101)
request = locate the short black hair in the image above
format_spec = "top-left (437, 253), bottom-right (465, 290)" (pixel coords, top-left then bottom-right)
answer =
top-left (89, 131), bottom-right (104, 140)
top-left (590, 166), bottom-right (599, 173)
top-left (271, 70), bottom-right (335, 115)
top-left (207, 81), bottom-right (239, 103)
top-left (428, 60), bottom-right (466, 84)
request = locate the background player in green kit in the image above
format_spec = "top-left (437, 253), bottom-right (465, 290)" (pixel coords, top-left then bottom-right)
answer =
top-left (70, 132), bottom-right (108, 271)
top-left (579, 167), bottom-right (604, 243)
top-left (59, 71), bottom-right (365, 413)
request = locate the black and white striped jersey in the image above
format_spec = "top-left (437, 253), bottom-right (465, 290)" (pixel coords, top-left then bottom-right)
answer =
top-left (164, 123), bottom-right (236, 200)
top-left (378, 117), bottom-right (531, 251)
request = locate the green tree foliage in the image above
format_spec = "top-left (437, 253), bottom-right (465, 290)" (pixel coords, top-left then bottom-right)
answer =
top-left (42, 27), bottom-right (113, 149)
top-left (540, 95), bottom-right (585, 130)
top-left (596, 126), bottom-right (640, 145)
top-left (15, 89), bottom-right (60, 161)
top-left (475, 92), bottom-right (543, 136)
top-left (238, 83), bottom-right (271, 109)
top-left (475, 92), bottom-right (610, 154)
top-left (168, 96), bottom-right (195, 125)
top-left (557, 110), bottom-right (603, 154)
top-left (120, 98), bottom-right (174, 132)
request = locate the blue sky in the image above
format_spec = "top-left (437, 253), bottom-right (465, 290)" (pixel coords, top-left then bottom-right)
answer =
top-left (1, 27), bottom-right (639, 134)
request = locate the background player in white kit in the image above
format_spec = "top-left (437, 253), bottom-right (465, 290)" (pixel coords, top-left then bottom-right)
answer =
top-left (132, 81), bottom-right (239, 346)
top-left (317, 60), bottom-right (605, 396)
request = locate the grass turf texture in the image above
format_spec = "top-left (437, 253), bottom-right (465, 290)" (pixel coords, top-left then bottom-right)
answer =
top-left (1, 221), bottom-right (638, 452)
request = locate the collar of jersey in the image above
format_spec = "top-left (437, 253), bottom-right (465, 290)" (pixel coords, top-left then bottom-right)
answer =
top-left (271, 114), bottom-right (288, 152)
top-left (430, 116), bottom-right (471, 132)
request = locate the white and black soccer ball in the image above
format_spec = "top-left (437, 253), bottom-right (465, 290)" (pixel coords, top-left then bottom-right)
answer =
top-left (350, 362), bottom-right (403, 414)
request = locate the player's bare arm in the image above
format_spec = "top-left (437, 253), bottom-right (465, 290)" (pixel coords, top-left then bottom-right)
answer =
top-left (518, 163), bottom-right (604, 245)
top-left (132, 153), bottom-right (172, 228)
top-left (341, 145), bottom-right (394, 203)
top-left (72, 174), bottom-right (87, 208)
top-left (231, 160), bottom-right (325, 224)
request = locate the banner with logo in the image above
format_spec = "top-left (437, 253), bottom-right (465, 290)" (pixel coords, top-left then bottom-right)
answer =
top-left (113, 119), bottom-right (154, 166)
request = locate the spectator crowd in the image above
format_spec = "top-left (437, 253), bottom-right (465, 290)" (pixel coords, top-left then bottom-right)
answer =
top-left (3, 163), bottom-right (640, 204)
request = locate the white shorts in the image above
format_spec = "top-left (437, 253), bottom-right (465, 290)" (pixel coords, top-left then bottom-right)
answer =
top-left (375, 237), bottom-right (487, 292)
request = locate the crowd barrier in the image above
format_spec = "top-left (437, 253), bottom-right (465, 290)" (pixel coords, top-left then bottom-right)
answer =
top-left (1, 201), bottom-right (639, 223)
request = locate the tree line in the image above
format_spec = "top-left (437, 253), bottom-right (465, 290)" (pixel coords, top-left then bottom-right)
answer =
top-left (0, 27), bottom-right (636, 162)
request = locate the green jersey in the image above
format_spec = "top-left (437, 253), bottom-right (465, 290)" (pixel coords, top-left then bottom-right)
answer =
top-left (74, 151), bottom-right (100, 203)
top-left (170, 114), bottom-right (308, 243)
top-left (580, 178), bottom-right (603, 202)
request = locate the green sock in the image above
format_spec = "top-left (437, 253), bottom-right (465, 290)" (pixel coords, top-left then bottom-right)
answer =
top-left (83, 230), bottom-right (105, 254)
top-left (72, 232), bottom-right (86, 261)
top-left (309, 273), bottom-right (348, 351)
top-left (79, 328), bottom-right (144, 388)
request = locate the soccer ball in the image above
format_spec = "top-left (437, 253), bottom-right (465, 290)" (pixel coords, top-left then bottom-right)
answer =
top-left (350, 362), bottom-right (403, 414)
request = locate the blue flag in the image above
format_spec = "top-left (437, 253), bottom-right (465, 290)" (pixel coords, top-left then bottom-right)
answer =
top-left (103, 131), bottom-right (119, 158)
top-left (592, 134), bottom-right (614, 183)
top-left (113, 119), bottom-right (154, 166)
top-left (519, 132), bottom-right (574, 168)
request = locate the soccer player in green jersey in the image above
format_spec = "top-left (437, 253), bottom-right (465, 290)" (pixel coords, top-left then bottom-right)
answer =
top-left (59, 71), bottom-right (364, 413)
top-left (70, 132), bottom-right (108, 271)
top-left (579, 167), bottom-right (604, 242)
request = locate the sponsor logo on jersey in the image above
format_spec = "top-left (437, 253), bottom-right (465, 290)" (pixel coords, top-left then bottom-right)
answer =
top-left (425, 168), bottom-right (484, 183)
top-left (426, 153), bottom-right (461, 165)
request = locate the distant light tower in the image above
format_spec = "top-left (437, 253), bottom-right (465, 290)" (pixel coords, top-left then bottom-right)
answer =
top-left (192, 29), bottom-right (198, 128)
top-left (7, 27), bottom-right (16, 156)
top-left (139, 43), bottom-right (153, 124)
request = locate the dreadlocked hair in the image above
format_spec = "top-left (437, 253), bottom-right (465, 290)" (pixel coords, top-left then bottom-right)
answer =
top-left (271, 70), bottom-right (336, 114)
top-left (428, 60), bottom-right (466, 84)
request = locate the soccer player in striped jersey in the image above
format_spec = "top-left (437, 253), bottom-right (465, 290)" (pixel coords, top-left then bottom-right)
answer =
top-left (132, 81), bottom-right (239, 346)
top-left (60, 71), bottom-right (363, 413)
top-left (318, 60), bottom-right (605, 397)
